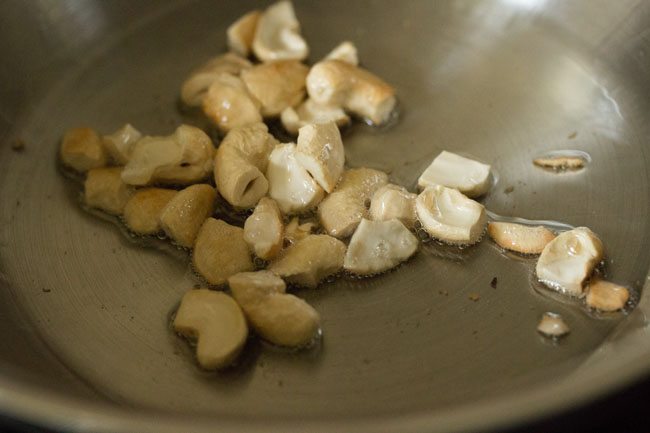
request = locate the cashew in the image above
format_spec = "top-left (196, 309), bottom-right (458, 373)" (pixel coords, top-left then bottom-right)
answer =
top-left (84, 167), bottom-right (134, 215)
top-left (241, 60), bottom-right (309, 116)
top-left (415, 185), bottom-right (487, 245)
top-left (228, 271), bottom-right (320, 347)
top-left (201, 73), bottom-right (262, 133)
top-left (586, 279), bottom-right (630, 312)
top-left (102, 124), bottom-right (142, 165)
top-left (306, 60), bottom-right (396, 125)
top-left (369, 184), bottom-right (417, 229)
top-left (123, 188), bottom-right (177, 235)
top-left (295, 122), bottom-right (345, 193)
top-left (173, 289), bottom-right (248, 370)
top-left (284, 217), bottom-right (316, 244)
top-left (214, 123), bottom-right (277, 209)
top-left (267, 143), bottom-right (325, 214)
top-left (324, 41), bottom-right (359, 65)
top-left (244, 197), bottom-right (284, 260)
top-left (536, 227), bottom-right (604, 296)
top-left (60, 127), bottom-right (108, 173)
top-left (537, 312), bottom-right (570, 338)
top-left (181, 53), bottom-right (252, 107)
top-left (121, 125), bottom-right (213, 186)
top-left (193, 218), bottom-right (254, 286)
top-left (418, 151), bottom-right (491, 198)
top-left (280, 98), bottom-right (350, 135)
top-left (487, 222), bottom-right (556, 255)
top-left (318, 168), bottom-right (388, 238)
top-left (227, 10), bottom-right (261, 57)
top-left (269, 234), bottom-right (346, 288)
top-left (252, 1), bottom-right (308, 62)
top-left (344, 218), bottom-right (418, 275)
top-left (533, 156), bottom-right (585, 171)
top-left (159, 184), bottom-right (216, 248)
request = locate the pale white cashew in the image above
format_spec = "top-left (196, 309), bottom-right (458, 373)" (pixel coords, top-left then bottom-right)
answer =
top-left (123, 188), bottom-right (177, 235)
top-left (84, 167), bottom-right (134, 215)
top-left (193, 218), bottom-right (254, 286)
top-left (201, 73), bottom-right (262, 133)
top-left (280, 98), bottom-right (350, 135)
top-left (324, 41), bottom-right (359, 65)
top-left (306, 60), bottom-right (396, 125)
top-left (344, 218), bottom-right (418, 275)
top-left (173, 289), bottom-right (248, 370)
top-left (487, 222), bottom-right (556, 255)
top-left (60, 127), bottom-right (108, 173)
top-left (295, 122), bottom-right (345, 193)
top-left (227, 10), bottom-right (261, 57)
top-left (159, 184), bottom-right (216, 248)
top-left (214, 123), bottom-right (277, 209)
top-left (241, 60), bottom-right (309, 116)
top-left (269, 234), bottom-right (346, 288)
top-left (267, 143), bottom-right (325, 214)
top-left (252, 1), bottom-right (308, 62)
top-left (586, 279), bottom-right (629, 312)
top-left (318, 168), bottom-right (388, 238)
top-left (228, 271), bottom-right (320, 347)
top-left (537, 312), bottom-right (570, 338)
top-left (284, 217), bottom-right (316, 244)
top-left (369, 184), bottom-right (417, 229)
top-left (102, 124), bottom-right (141, 165)
top-left (244, 197), bottom-right (284, 260)
top-left (418, 151), bottom-right (491, 198)
top-left (536, 227), bottom-right (604, 296)
top-left (121, 125), bottom-right (214, 186)
top-left (415, 185), bottom-right (487, 245)
top-left (181, 53), bottom-right (252, 107)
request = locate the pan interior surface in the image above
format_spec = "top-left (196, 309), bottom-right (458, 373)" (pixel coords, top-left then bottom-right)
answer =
top-left (0, 0), bottom-right (649, 431)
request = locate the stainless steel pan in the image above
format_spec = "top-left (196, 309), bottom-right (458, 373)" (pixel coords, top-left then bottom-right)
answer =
top-left (1, 1), bottom-right (649, 432)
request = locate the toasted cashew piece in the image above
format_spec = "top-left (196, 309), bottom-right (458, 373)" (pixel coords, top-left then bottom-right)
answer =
top-left (533, 156), bottom-right (585, 171)
top-left (537, 312), bottom-right (570, 338)
top-left (267, 143), bottom-right (325, 214)
top-left (586, 279), bottom-right (630, 312)
top-left (181, 53), bottom-right (252, 107)
top-left (121, 125), bottom-right (213, 186)
top-left (214, 123), bottom-right (277, 209)
top-left (369, 184), bottom-right (417, 229)
top-left (202, 73), bottom-right (262, 133)
top-left (280, 98), bottom-right (351, 135)
top-left (241, 60), bottom-right (309, 117)
top-left (415, 185), bottom-right (487, 245)
top-left (60, 127), bottom-right (108, 173)
top-left (487, 222), bottom-right (556, 255)
top-left (344, 219), bottom-right (418, 275)
top-left (318, 168), bottom-right (388, 238)
top-left (418, 151), bottom-right (491, 198)
top-left (306, 60), bottom-right (396, 125)
top-left (269, 234), bottom-right (346, 288)
top-left (102, 124), bottom-right (142, 165)
top-left (84, 167), bottom-right (134, 215)
top-left (159, 184), bottom-right (216, 248)
top-left (174, 289), bottom-right (248, 370)
top-left (536, 227), bottom-right (604, 296)
top-left (123, 188), bottom-right (177, 235)
top-left (193, 218), bottom-right (254, 286)
top-left (227, 10), bottom-right (261, 57)
top-left (324, 41), bottom-right (359, 65)
top-left (295, 122), bottom-right (345, 193)
top-left (284, 217), bottom-right (316, 244)
top-left (229, 271), bottom-right (320, 347)
top-left (252, 1), bottom-right (308, 62)
top-left (244, 197), bottom-right (284, 260)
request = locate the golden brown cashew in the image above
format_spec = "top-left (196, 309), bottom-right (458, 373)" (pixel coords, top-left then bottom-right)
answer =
top-left (123, 188), bottom-right (177, 235)
top-left (84, 167), bottom-right (134, 215)
top-left (159, 184), bottom-right (216, 248)
top-left (295, 121), bottom-right (345, 193)
top-left (227, 11), bottom-right (261, 57)
top-left (244, 197), bottom-right (284, 260)
top-left (60, 127), bottom-right (108, 173)
top-left (241, 60), bottom-right (309, 117)
top-left (280, 98), bottom-right (350, 135)
top-left (202, 73), bottom-right (262, 134)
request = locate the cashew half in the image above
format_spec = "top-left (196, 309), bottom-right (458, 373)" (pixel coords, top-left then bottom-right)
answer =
top-left (318, 168), bottom-right (388, 238)
top-left (181, 53), bottom-right (252, 107)
top-left (102, 124), bottom-right (142, 165)
top-left (159, 184), bottom-right (216, 248)
top-left (324, 41), bottom-right (359, 65)
top-left (295, 122), bottom-right (345, 193)
top-left (280, 98), bottom-right (351, 135)
top-left (417, 151), bottom-right (491, 198)
top-left (123, 188), bottom-right (177, 235)
top-left (269, 234), bottom-right (346, 288)
top-left (415, 185), bottom-right (487, 245)
top-left (369, 184), bottom-right (417, 229)
top-left (121, 125), bottom-right (214, 186)
top-left (252, 1), bottom-right (309, 62)
top-left (174, 289), bottom-right (248, 370)
top-left (229, 271), bottom-right (320, 347)
top-left (241, 60), bottom-right (309, 117)
top-left (536, 227), bottom-right (604, 296)
top-left (201, 73), bottom-right (262, 133)
top-left (244, 197), bottom-right (284, 260)
top-left (84, 167), bottom-right (134, 215)
top-left (193, 218), bottom-right (254, 286)
top-left (306, 60), bottom-right (396, 125)
top-left (586, 279), bottom-right (629, 312)
top-left (487, 222), bottom-right (556, 255)
top-left (227, 10), bottom-right (261, 57)
top-left (60, 127), bottom-right (108, 173)
top-left (214, 123), bottom-right (277, 209)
